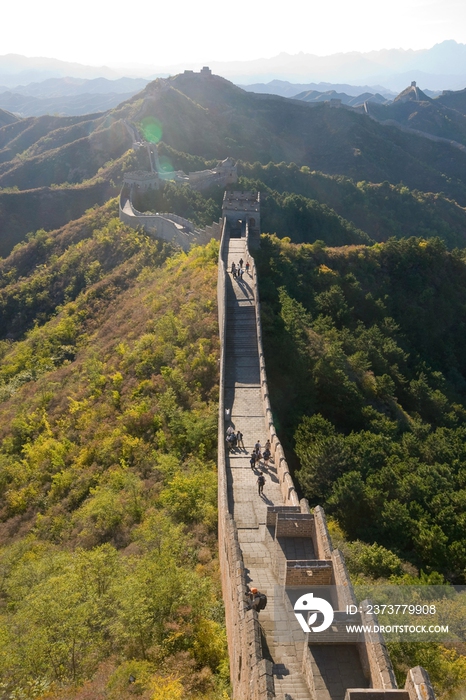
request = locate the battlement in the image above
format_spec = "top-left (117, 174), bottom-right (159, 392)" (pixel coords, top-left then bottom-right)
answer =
top-left (216, 211), bottom-right (436, 700)
top-left (222, 190), bottom-right (260, 246)
top-left (123, 170), bottom-right (158, 189)
top-left (184, 66), bottom-right (212, 76)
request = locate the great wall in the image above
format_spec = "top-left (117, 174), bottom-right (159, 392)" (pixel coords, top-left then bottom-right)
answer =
top-left (216, 193), bottom-right (436, 700)
top-left (119, 103), bottom-right (438, 699)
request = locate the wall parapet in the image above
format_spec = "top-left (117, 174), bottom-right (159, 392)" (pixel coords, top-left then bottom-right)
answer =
top-left (359, 601), bottom-right (399, 691)
top-left (404, 666), bottom-right (435, 700)
top-left (220, 215), bottom-right (435, 700)
top-left (119, 188), bottom-right (221, 250)
top-left (246, 224), bottom-right (300, 508)
top-left (217, 221), bottom-right (274, 700)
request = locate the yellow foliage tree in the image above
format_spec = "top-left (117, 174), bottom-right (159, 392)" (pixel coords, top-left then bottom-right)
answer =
top-left (151, 674), bottom-right (184, 700)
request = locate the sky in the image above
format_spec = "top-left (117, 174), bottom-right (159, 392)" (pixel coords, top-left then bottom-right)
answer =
top-left (2, 0), bottom-right (466, 68)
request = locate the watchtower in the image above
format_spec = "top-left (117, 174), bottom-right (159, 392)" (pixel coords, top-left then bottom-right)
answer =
top-left (222, 191), bottom-right (260, 247)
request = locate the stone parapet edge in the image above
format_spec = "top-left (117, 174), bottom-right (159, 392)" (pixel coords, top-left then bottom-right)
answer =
top-left (217, 223), bottom-right (274, 699)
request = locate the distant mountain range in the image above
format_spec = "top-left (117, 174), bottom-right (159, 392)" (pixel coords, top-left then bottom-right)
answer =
top-left (293, 90), bottom-right (390, 107)
top-left (1, 41), bottom-right (466, 94)
top-left (0, 54), bottom-right (120, 86)
top-left (240, 80), bottom-right (397, 98)
top-left (3, 71), bottom-right (466, 255)
top-left (0, 77), bottom-right (149, 117)
top-left (209, 41), bottom-right (466, 90)
top-left (0, 76), bottom-right (149, 97)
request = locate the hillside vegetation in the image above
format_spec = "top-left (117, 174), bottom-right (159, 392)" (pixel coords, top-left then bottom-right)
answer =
top-left (257, 234), bottom-right (466, 579)
top-left (3, 69), bottom-right (466, 699)
top-left (256, 233), bottom-right (466, 697)
top-left (237, 161), bottom-right (466, 249)
top-left (4, 73), bottom-right (466, 255)
top-left (0, 202), bottom-right (228, 700)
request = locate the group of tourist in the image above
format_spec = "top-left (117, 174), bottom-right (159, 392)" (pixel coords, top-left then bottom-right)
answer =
top-left (230, 257), bottom-right (250, 280)
top-left (249, 439), bottom-right (271, 471)
top-left (225, 430), bottom-right (273, 497)
top-left (226, 426), bottom-right (244, 451)
top-left (225, 431), bottom-right (271, 613)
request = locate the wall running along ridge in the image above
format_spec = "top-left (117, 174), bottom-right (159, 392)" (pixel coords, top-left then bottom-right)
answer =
top-left (218, 217), bottom-right (436, 700)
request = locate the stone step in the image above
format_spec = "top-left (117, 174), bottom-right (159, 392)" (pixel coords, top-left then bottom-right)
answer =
top-left (226, 342), bottom-right (258, 349)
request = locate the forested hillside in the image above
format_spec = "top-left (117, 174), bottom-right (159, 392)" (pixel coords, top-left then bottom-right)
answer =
top-left (4, 73), bottom-right (466, 255)
top-left (256, 234), bottom-right (466, 696)
top-left (257, 234), bottom-right (466, 578)
top-left (0, 202), bottom-right (228, 700)
top-left (236, 161), bottom-right (466, 249)
top-left (3, 68), bottom-right (466, 699)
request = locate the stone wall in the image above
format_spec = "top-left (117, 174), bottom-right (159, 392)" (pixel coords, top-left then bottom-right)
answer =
top-left (246, 224), bottom-right (300, 507)
top-left (243, 222), bottom-right (406, 696)
top-left (217, 222), bottom-right (274, 700)
top-left (405, 667), bottom-right (436, 700)
top-left (313, 505), bottom-right (334, 559)
top-left (332, 549), bottom-right (357, 608)
top-left (344, 692), bottom-right (409, 700)
top-left (119, 188), bottom-right (221, 250)
top-left (358, 602), bottom-right (399, 691)
top-left (220, 219), bottom-right (435, 700)
top-left (286, 561), bottom-right (333, 586)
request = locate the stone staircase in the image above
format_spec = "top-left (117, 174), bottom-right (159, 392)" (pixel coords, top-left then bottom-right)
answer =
top-left (219, 205), bottom-right (435, 700)
top-left (224, 237), bottom-right (313, 700)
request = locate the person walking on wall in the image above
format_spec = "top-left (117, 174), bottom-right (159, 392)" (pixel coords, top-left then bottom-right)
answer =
top-left (236, 429), bottom-right (244, 449)
top-left (247, 586), bottom-right (267, 612)
top-left (257, 471), bottom-right (265, 496)
top-left (262, 446), bottom-right (271, 467)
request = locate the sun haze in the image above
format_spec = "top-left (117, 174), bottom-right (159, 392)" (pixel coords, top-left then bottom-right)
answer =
top-left (2, 0), bottom-right (466, 68)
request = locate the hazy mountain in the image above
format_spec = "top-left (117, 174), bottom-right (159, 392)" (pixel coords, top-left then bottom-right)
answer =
top-left (240, 79), bottom-right (394, 98)
top-left (366, 70), bottom-right (466, 93)
top-left (0, 107), bottom-right (18, 127)
top-left (367, 84), bottom-right (466, 148)
top-left (0, 77), bottom-right (151, 117)
top-left (437, 87), bottom-right (466, 115)
top-left (3, 41), bottom-right (466, 94)
top-left (293, 89), bottom-right (390, 107)
top-left (0, 54), bottom-right (119, 86)
top-left (0, 90), bottom-right (137, 117)
top-left (3, 70), bottom-right (466, 253)
top-left (0, 76), bottom-right (149, 98)
top-left (197, 41), bottom-right (466, 89)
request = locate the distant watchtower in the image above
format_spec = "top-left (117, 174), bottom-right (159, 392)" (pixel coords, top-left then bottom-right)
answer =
top-left (411, 81), bottom-right (417, 87)
top-left (222, 191), bottom-right (260, 248)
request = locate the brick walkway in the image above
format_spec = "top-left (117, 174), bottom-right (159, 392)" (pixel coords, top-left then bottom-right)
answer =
top-left (224, 237), bottom-right (371, 700)
top-left (225, 238), bottom-right (313, 700)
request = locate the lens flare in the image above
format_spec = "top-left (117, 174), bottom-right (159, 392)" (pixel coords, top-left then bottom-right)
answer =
top-left (158, 156), bottom-right (174, 173)
top-left (140, 117), bottom-right (163, 143)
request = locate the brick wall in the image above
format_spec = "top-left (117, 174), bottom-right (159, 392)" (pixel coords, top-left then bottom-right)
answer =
top-left (286, 562), bottom-right (333, 586)
top-left (119, 189), bottom-right (221, 250)
top-left (359, 602), bottom-right (399, 690)
top-left (275, 513), bottom-right (314, 538)
top-left (217, 228), bottom-right (274, 700)
top-left (313, 506), bottom-right (333, 559)
top-left (246, 226), bottom-right (300, 508)
top-left (404, 666), bottom-right (436, 700)
top-left (218, 223), bottom-right (434, 700)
